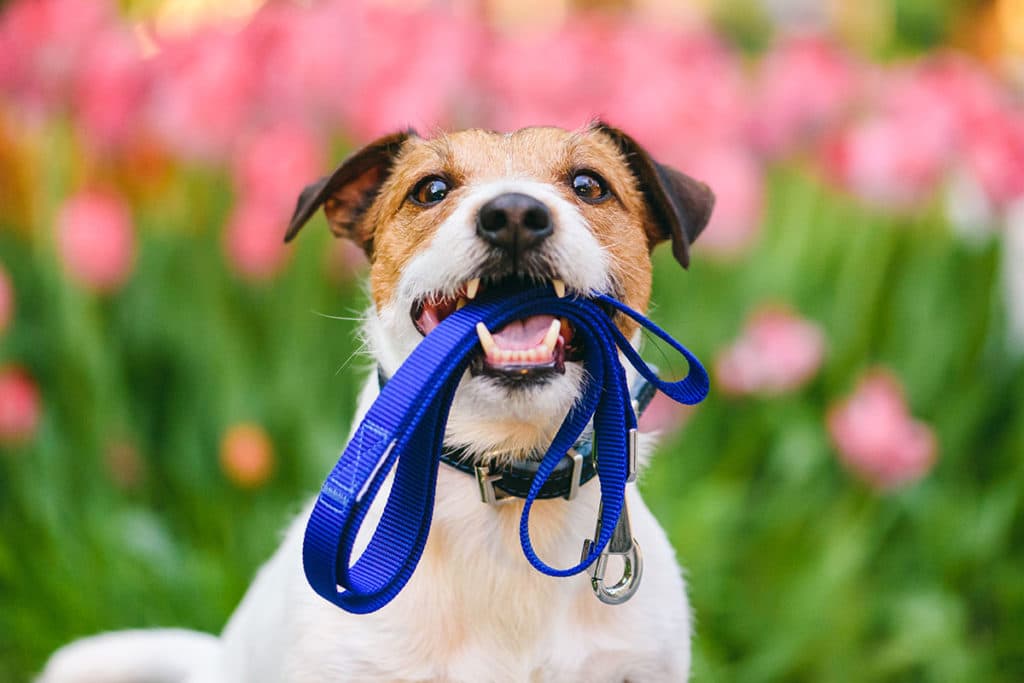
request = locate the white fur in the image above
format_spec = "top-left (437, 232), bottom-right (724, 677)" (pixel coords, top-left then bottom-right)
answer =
top-left (39, 630), bottom-right (219, 683)
top-left (39, 178), bottom-right (693, 683)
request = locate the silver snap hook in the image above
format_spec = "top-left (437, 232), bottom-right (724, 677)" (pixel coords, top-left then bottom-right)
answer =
top-left (581, 497), bottom-right (643, 605)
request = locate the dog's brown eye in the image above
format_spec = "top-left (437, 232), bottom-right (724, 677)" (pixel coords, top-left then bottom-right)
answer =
top-left (410, 176), bottom-right (450, 206)
top-left (571, 171), bottom-right (609, 203)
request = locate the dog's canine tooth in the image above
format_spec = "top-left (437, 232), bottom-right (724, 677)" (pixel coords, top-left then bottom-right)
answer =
top-left (552, 279), bottom-right (566, 298)
top-left (476, 323), bottom-right (497, 355)
top-left (466, 278), bottom-right (480, 300)
top-left (542, 319), bottom-right (561, 352)
top-left (456, 297), bottom-right (467, 310)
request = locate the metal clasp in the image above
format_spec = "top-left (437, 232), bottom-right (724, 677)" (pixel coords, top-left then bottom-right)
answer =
top-left (580, 498), bottom-right (643, 605)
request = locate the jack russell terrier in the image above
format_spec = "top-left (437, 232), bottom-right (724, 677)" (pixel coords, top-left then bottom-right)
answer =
top-left (41, 122), bottom-right (714, 683)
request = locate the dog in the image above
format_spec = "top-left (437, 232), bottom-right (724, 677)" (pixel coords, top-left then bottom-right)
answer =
top-left (40, 122), bottom-right (714, 683)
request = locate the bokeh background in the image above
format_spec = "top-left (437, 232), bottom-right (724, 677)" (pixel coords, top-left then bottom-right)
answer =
top-left (2, 0), bottom-right (1024, 680)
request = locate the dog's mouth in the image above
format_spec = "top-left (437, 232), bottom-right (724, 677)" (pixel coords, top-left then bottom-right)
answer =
top-left (411, 276), bottom-right (585, 383)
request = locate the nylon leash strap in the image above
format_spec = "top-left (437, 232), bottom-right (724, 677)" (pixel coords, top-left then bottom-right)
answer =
top-left (303, 287), bottom-right (708, 614)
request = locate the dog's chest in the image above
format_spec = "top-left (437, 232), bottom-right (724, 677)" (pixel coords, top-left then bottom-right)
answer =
top-left (372, 500), bottom-right (617, 679)
top-left (281, 490), bottom-right (655, 682)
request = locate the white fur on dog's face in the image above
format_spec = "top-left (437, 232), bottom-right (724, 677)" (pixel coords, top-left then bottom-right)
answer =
top-left (359, 127), bottom-right (660, 461)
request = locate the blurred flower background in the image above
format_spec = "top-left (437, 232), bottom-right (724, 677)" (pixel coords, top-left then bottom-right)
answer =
top-left (1, 0), bottom-right (1023, 679)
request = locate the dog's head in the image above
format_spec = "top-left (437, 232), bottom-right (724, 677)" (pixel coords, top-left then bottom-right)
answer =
top-left (287, 123), bottom-right (713, 461)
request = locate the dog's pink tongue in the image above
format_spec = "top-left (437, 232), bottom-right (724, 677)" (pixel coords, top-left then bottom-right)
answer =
top-left (491, 315), bottom-right (556, 350)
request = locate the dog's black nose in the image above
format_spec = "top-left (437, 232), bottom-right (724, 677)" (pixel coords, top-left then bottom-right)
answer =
top-left (476, 193), bottom-right (552, 255)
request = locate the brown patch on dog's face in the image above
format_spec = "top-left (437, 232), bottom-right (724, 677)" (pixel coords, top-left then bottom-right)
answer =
top-left (362, 127), bottom-right (658, 320)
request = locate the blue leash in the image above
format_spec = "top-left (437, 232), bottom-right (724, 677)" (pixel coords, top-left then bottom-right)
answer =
top-left (303, 286), bottom-right (709, 614)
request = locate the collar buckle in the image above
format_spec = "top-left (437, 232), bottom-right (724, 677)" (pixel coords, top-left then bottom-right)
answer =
top-left (474, 448), bottom-right (586, 505)
top-left (474, 463), bottom-right (510, 505)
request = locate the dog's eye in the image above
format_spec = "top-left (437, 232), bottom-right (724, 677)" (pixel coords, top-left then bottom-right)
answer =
top-left (410, 176), bottom-right (450, 206)
top-left (571, 171), bottom-right (609, 203)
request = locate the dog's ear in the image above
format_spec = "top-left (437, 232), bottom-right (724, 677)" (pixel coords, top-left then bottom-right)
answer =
top-left (284, 130), bottom-right (413, 254)
top-left (596, 122), bottom-right (715, 269)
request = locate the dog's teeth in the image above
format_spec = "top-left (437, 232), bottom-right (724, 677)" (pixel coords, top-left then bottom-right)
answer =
top-left (456, 297), bottom-right (467, 310)
top-left (552, 279), bottom-right (566, 298)
top-left (476, 323), bottom-right (497, 355)
top-left (542, 319), bottom-right (561, 352)
top-left (466, 278), bottom-right (480, 300)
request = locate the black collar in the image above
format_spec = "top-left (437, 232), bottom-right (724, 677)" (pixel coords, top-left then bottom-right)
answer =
top-left (376, 367), bottom-right (656, 502)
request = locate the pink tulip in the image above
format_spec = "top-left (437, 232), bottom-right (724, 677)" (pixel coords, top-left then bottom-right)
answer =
top-left (824, 55), bottom-right (1015, 210)
top-left (336, 5), bottom-right (481, 140)
top-left (484, 20), bottom-right (749, 153)
top-left (241, 3), bottom-right (329, 108)
top-left (715, 305), bottom-right (826, 396)
top-left (0, 265), bottom-right (13, 334)
top-left (602, 26), bottom-right (748, 155)
top-left (223, 198), bottom-right (291, 282)
top-left (637, 391), bottom-right (694, 437)
top-left (0, 366), bottom-right (40, 447)
top-left (895, 55), bottom-right (1007, 144)
top-left (686, 147), bottom-right (764, 258)
top-left (0, 0), bottom-right (113, 123)
top-left (826, 112), bottom-right (950, 209)
top-left (827, 369), bottom-right (937, 490)
top-left (56, 190), bottom-right (136, 293)
top-left (750, 34), bottom-right (860, 157)
top-left (482, 19), bottom-right (617, 132)
top-left (220, 422), bottom-right (275, 489)
top-left (145, 27), bottom-right (259, 161)
top-left (230, 122), bottom-right (324, 216)
top-left (963, 109), bottom-right (1024, 208)
top-left (71, 23), bottom-right (150, 150)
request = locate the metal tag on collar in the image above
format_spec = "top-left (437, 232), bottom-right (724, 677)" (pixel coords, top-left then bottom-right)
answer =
top-left (580, 498), bottom-right (643, 605)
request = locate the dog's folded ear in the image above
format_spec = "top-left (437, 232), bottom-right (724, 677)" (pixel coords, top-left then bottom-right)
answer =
top-left (596, 122), bottom-right (715, 269)
top-left (284, 130), bottom-right (413, 254)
